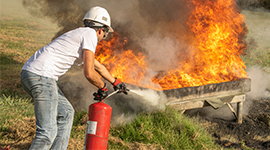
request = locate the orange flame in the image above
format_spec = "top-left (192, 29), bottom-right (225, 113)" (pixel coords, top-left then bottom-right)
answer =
top-left (95, 33), bottom-right (158, 89)
top-left (96, 0), bottom-right (248, 91)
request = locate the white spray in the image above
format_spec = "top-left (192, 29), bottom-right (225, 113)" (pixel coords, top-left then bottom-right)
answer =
top-left (107, 88), bottom-right (167, 125)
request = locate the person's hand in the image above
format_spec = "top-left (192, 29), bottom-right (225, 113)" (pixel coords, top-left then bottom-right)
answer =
top-left (93, 83), bottom-right (108, 100)
top-left (112, 78), bottom-right (128, 94)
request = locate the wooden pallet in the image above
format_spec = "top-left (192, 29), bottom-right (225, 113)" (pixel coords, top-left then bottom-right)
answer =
top-left (127, 78), bottom-right (251, 124)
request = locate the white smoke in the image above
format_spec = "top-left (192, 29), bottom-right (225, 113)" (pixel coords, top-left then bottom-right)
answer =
top-left (128, 89), bottom-right (167, 111)
top-left (246, 66), bottom-right (270, 99)
top-left (58, 69), bottom-right (168, 125)
top-left (141, 33), bottom-right (181, 71)
top-left (108, 88), bottom-right (167, 125)
top-left (23, 0), bottom-right (193, 72)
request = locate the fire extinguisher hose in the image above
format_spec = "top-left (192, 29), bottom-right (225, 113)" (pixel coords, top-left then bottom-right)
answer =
top-left (103, 90), bottom-right (119, 100)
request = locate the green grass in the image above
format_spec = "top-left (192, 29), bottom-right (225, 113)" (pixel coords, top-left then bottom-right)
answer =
top-left (242, 47), bottom-right (270, 67)
top-left (108, 108), bottom-right (220, 149)
top-left (0, 53), bottom-right (23, 80)
top-left (0, 18), bottom-right (57, 60)
top-left (0, 94), bottom-right (34, 133)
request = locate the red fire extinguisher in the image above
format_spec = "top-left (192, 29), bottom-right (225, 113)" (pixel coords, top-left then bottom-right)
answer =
top-left (84, 91), bottom-right (118, 150)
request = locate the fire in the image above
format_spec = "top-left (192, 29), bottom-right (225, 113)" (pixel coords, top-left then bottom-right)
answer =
top-left (95, 33), bottom-right (155, 89)
top-left (95, 0), bottom-right (248, 91)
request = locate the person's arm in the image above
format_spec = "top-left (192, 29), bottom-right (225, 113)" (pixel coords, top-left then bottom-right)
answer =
top-left (94, 59), bottom-right (128, 94)
top-left (83, 49), bottom-right (105, 89)
top-left (84, 49), bottom-right (128, 95)
top-left (94, 59), bottom-right (115, 84)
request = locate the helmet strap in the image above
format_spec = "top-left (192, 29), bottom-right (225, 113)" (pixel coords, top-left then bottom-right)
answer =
top-left (84, 20), bottom-right (109, 33)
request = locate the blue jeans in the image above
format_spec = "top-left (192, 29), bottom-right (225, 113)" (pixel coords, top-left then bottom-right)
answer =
top-left (20, 70), bottom-right (74, 150)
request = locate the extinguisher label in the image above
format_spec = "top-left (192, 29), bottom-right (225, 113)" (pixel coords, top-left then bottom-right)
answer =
top-left (87, 121), bottom-right (97, 135)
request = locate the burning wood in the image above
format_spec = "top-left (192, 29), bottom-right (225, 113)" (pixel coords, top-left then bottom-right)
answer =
top-left (95, 0), bottom-right (249, 91)
top-left (163, 78), bottom-right (251, 101)
top-left (93, 0), bottom-right (251, 124)
top-left (24, 0), bottom-right (250, 92)
top-left (126, 78), bottom-right (251, 104)
top-left (125, 77), bottom-right (251, 124)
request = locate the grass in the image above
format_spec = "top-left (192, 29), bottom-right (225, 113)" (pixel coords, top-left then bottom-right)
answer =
top-left (108, 108), bottom-right (219, 149)
top-left (0, 94), bottom-right (220, 149)
top-left (0, 0), bottom-right (58, 96)
top-left (242, 47), bottom-right (270, 67)
top-left (0, 94), bottom-right (34, 135)
top-left (0, 17), bottom-right (57, 62)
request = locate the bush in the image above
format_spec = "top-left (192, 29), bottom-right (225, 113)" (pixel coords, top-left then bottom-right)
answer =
top-left (259, 0), bottom-right (270, 9)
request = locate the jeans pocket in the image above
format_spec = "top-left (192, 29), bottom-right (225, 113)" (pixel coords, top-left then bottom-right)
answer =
top-left (31, 79), bottom-right (43, 98)
top-left (21, 76), bottom-right (43, 98)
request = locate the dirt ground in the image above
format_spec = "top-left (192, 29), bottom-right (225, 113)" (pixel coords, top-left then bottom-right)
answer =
top-left (185, 95), bottom-right (270, 149)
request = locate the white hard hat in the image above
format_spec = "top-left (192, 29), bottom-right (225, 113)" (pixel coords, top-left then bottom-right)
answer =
top-left (83, 6), bottom-right (114, 32)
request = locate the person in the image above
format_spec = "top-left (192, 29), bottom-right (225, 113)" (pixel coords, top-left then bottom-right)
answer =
top-left (20, 6), bottom-right (127, 150)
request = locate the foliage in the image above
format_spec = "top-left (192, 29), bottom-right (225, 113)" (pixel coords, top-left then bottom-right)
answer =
top-left (259, 0), bottom-right (270, 9)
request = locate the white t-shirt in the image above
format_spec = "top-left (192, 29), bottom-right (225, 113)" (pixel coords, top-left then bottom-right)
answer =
top-left (22, 27), bottom-right (97, 80)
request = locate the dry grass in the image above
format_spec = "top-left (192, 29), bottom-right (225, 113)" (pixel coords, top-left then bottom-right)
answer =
top-left (0, 0), bottom-right (58, 95)
top-left (0, 117), bottom-right (86, 150)
top-left (0, 117), bottom-right (36, 149)
top-left (241, 10), bottom-right (270, 68)
top-left (0, 116), bottom-right (164, 150)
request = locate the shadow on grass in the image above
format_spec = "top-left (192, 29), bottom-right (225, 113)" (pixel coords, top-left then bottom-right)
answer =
top-left (0, 53), bottom-right (28, 97)
top-left (0, 53), bottom-right (24, 65)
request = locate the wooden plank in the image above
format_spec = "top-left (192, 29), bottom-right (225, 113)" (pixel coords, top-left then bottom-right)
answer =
top-left (163, 78), bottom-right (251, 103)
top-left (237, 101), bottom-right (243, 124)
top-left (166, 93), bottom-right (246, 110)
top-left (167, 93), bottom-right (245, 105)
top-left (230, 94), bottom-right (245, 103)
top-left (167, 100), bottom-right (205, 110)
top-left (126, 78), bottom-right (251, 102)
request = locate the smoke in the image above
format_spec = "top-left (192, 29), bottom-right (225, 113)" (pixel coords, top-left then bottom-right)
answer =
top-left (246, 66), bottom-right (270, 99)
top-left (109, 88), bottom-right (167, 125)
top-left (141, 32), bottom-right (195, 71)
top-left (55, 60), bottom-right (167, 125)
top-left (141, 33), bottom-right (180, 71)
top-left (22, 0), bottom-right (194, 70)
top-left (22, 0), bottom-right (194, 123)
top-left (185, 105), bottom-right (239, 121)
top-left (57, 68), bottom-right (167, 125)
top-left (185, 66), bottom-right (270, 121)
